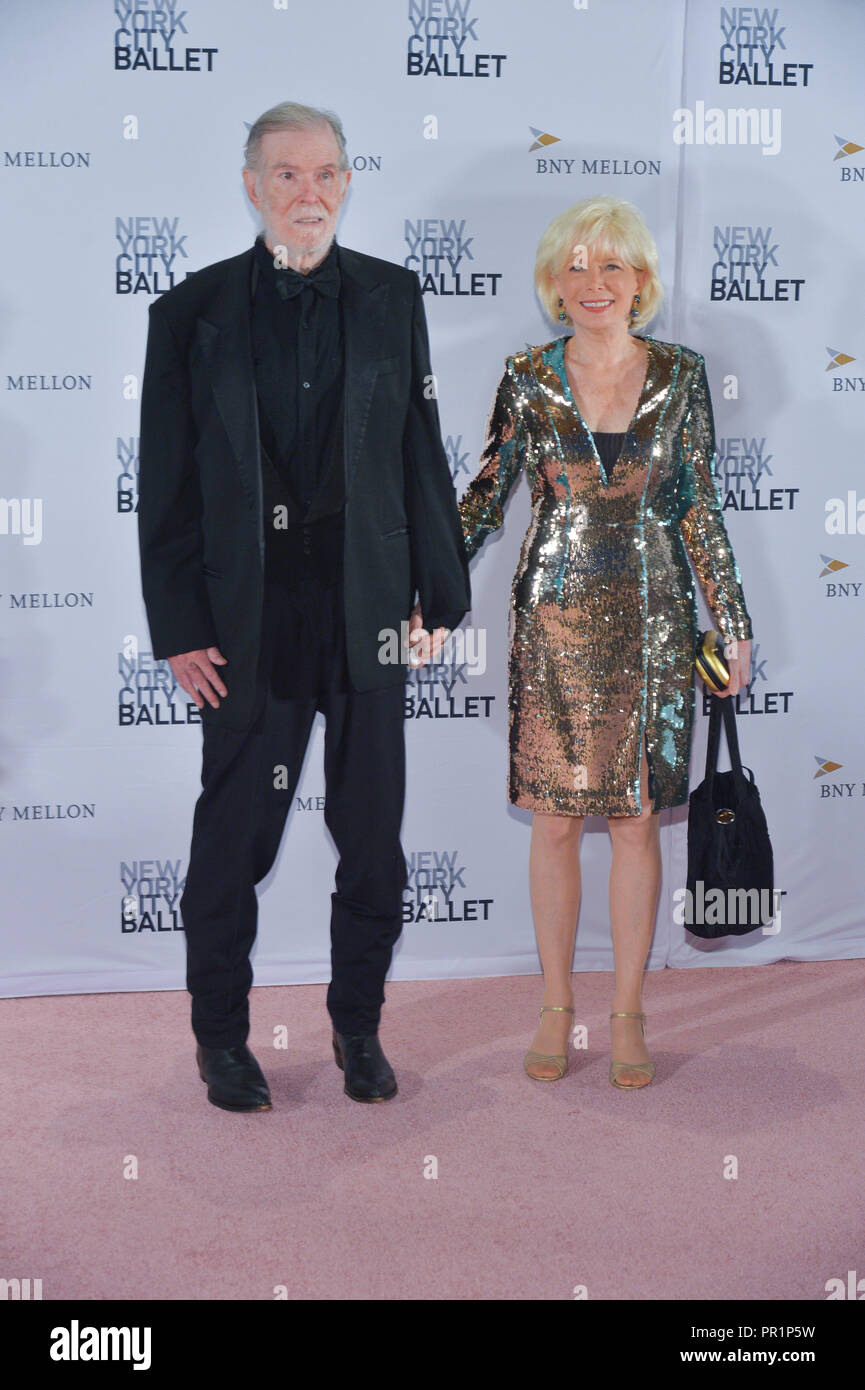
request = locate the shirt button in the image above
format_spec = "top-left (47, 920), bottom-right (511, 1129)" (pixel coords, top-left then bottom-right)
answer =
top-left (302, 381), bottom-right (310, 389)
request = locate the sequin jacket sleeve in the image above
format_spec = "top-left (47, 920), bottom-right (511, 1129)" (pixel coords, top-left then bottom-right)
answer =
top-left (458, 359), bottom-right (525, 562)
top-left (676, 356), bottom-right (753, 644)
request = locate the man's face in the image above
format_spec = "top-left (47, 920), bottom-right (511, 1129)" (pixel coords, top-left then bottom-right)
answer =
top-left (242, 123), bottom-right (351, 267)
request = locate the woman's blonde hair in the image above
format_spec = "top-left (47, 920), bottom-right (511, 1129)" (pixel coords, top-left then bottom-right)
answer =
top-left (534, 195), bottom-right (664, 331)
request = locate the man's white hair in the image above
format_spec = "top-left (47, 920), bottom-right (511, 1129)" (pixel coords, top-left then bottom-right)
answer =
top-left (244, 101), bottom-right (349, 173)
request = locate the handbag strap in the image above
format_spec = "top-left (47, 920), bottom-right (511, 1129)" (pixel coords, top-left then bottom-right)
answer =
top-left (704, 694), bottom-right (722, 775)
top-left (704, 693), bottom-right (745, 778)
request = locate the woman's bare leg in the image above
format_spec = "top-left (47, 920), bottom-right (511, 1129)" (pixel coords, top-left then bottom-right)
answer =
top-left (526, 810), bottom-right (584, 1075)
top-left (606, 747), bottom-right (661, 1084)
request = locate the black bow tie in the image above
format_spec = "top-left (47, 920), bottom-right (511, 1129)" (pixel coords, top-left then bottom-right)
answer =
top-left (273, 255), bottom-right (340, 302)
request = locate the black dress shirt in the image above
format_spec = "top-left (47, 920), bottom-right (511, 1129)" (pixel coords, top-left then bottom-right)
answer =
top-left (250, 235), bottom-right (351, 697)
top-left (251, 233), bottom-right (344, 514)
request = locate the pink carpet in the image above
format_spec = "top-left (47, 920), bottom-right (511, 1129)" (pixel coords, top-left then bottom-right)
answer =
top-left (2, 960), bottom-right (863, 1300)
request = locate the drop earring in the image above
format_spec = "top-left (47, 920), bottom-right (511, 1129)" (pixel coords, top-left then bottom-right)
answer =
top-left (630, 292), bottom-right (641, 322)
top-left (557, 297), bottom-right (567, 321)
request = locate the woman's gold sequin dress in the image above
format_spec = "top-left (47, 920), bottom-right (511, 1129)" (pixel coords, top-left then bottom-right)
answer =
top-left (458, 336), bottom-right (753, 817)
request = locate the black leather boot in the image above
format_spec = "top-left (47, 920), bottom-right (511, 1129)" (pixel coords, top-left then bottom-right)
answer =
top-left (332, 1030), bottom-right (398, 1103)
top-left (196, 1044), bottom-right (272, 1112)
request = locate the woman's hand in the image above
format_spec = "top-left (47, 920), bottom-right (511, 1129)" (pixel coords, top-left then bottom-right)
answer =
top-left (408, 605), bottom-right (451, 667)
top-left (716, 637), bottom-right (751, 698)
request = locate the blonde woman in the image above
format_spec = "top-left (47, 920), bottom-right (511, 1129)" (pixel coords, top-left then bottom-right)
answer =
top-left (454, 197), bottom-right (752, 1088)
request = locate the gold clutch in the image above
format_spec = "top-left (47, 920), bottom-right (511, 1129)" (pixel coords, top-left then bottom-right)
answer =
top-left (695, 629), bottom-right (730, 693)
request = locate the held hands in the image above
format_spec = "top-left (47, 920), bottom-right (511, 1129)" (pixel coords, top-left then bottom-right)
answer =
top-left (168, 647), bottom-right (228, 709)
top-left (408, 605), bottom-right (451, 667)
top-left (714, 638), bottom-right (751, 699)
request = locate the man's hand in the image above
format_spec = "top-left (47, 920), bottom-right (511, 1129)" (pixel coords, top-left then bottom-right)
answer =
top-left (716, 638), bottom-right (751, 699)
top-left (168, 647), bottom-right (228, 709)
top-left (408, 606), bottom-right (451, 668)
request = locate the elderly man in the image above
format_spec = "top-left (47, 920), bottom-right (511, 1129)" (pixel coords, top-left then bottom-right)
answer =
top-left (138, 101), bottom-right (469, 1110)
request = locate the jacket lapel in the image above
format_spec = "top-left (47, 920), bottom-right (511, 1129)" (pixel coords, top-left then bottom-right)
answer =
top-left (523, 336), bottom-right (673, 491)
top-left (193, 249), bottom-right (262, 529)
top-left (338, 248), bottom-right (390, 497)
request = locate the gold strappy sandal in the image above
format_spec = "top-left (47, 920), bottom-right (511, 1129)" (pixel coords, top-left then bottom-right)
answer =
top-left (609, 1011), bottom-right (655, 1089)
top-left (524, 1005), bottom-right (574, 1082)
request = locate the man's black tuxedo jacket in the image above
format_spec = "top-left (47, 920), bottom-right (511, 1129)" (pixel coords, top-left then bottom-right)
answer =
top-left (137, 243), bottom-right (471, 731)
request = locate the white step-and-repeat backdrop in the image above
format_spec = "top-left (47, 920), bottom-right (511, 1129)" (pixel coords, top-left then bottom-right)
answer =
top-left (2, 0), bottom-right (863, 997)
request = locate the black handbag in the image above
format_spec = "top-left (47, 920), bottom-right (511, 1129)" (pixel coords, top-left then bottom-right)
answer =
top-left (685, 694), bottom-right (775, 936)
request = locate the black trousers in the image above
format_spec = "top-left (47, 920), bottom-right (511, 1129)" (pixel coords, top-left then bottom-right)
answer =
top-left (179, 576), bottom-right (407, 1046)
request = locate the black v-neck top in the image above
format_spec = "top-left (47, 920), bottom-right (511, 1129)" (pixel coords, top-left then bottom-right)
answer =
top-left (591, 430), bottom-right (626, 480)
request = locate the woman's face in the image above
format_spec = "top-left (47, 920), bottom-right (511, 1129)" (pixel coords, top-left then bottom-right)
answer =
top-left (551, 242), bottom-right (647, 330)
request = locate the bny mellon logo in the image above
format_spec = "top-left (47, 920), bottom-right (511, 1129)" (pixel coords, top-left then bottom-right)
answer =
top-left (814, 756), bottom-right (842, 779)
top-left (529, 128), bottom-right (559, 152)
top-left (819, 555), bottom-right (848, 577)
top-left (826, 347), bottom-right (855, 370)
top-left (834, 135), bottom-right (863, 161)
